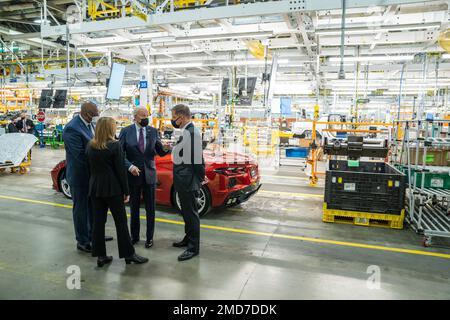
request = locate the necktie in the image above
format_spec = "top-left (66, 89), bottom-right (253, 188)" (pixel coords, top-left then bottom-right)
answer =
top-left (139, 128), bottom-right (145, 153)
top-left (87, 123), bottom-right (93, 137)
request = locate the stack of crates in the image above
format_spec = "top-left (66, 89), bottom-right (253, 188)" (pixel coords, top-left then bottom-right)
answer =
top-left (323, 160), bottom-right (406, 229)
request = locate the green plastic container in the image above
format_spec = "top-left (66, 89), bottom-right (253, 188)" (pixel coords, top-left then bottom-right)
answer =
top-left (394, 165), bottom-right (450, 189)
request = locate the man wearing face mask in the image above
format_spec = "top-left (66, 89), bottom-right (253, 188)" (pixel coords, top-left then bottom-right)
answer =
top-left (63, 102), bottom-right (112, 253)
top-left (171, 104), bottom-right (205, 261)
top-left (16, 112), bottom-right (35, 135)
top-left (119, 107), bottom-right (169, 249)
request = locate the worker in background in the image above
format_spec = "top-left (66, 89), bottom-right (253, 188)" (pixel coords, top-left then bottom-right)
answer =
top-left (16, 113), bottom-right (35, 135)
top-left (63, 102), bottom-right (113, 253)
top-left (171, 104), bottom-right (205, 261)
top-left (86, 117), bottom-right (148, 267)
top-left (7, 117), bottom-right (20, 133)
top-left (119, 107), bottom-right (169, 249)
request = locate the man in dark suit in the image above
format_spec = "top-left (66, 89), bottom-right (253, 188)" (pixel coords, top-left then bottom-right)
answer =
top-left (119, 107), bottom-right (169, 249)
top-left (16, 113), bottom-right (35, 135)
top-left (7, 117), bottom-right (19, 133)
top-left (171, 104), bottom-right (205, 261)
top-left (62, 102), bottom-right (112, 253)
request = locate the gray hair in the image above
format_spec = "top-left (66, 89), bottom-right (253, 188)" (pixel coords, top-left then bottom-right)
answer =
top-left (133, 107), bottom-right (148, 118)
top-left (172, 104), bottom-right (191, 118)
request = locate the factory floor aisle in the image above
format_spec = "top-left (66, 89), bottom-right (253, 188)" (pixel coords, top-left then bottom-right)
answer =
top-left (0, 148), bottom-right (449, 299)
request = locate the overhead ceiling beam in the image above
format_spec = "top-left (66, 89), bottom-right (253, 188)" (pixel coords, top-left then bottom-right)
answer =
top-left (369, 5), bottom-right (399, 51)
top-left (41, 0), bottom-right (430, 37)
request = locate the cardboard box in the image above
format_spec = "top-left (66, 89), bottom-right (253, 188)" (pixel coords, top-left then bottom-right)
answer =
top-left (403, 148), bottom-right (450, 166)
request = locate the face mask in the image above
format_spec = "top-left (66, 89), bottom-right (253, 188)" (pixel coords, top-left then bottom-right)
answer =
top-left (87, 111), bottom-right (99, 123)
top-left (171, 117), bottom-right (180, 129)
top-left (91, 116), bottom-right (100, 124)
top-left (139, 118), bottom-right (149, 127)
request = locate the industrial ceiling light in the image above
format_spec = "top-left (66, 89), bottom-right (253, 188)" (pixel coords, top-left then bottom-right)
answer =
top-left (150, 36), bottom-right (176, 43)
top-left (316, 22), bottom-right (441, 36)
top-left (78, 40), bottom-right (153, 49)
top-left (217, 59), bottom-right (289, 66)
top-left (329, 55), bottom-right (414, 62)
top-left (175, 31), bottom-right (273, 42)
top-left (145, 62), bottom-right (204, 69)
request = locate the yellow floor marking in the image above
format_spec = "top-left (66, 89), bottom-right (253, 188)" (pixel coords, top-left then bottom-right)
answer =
top-left (0, 195), bottom-right (73, 208)
top-left (1, 194), bottom-right (450, 260)
top-left (259, 190), bottom-right (323, 198)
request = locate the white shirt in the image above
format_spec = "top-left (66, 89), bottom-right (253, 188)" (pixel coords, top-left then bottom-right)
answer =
top-left (181, 121), bottom-right (192, 131)
top-left (79, 115), bottom-right (94, 135)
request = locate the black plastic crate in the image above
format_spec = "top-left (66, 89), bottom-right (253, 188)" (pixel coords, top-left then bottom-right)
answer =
top-left (325, 160), bottom-right (406, 215)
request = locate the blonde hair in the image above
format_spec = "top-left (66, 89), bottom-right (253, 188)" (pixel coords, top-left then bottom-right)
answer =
top-left (90, 117), bottom-right (117, 150)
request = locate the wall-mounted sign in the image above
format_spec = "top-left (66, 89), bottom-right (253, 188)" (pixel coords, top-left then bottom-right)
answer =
top-left (139, 80), bottom-right (148, 89)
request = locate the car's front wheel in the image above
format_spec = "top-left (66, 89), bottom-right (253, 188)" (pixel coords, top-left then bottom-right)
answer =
top-left (58, 170), bottom-right (72, 199)
top-left (174, 185), bottom-right (211, 217)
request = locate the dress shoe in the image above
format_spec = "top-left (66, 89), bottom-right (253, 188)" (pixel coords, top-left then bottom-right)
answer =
top-left (97, 256), bottom-right (113, 267)
top-left (178, 250), bottom-right (198, 261)
top-left (125, 253), bottom-right (149, 265)
top-left (145, 240), bottom-right (153, 249)
top-left (105, 236), bottom-right (114, 242)
top-left (131, 239), bottom-right (140, 245)
top-left (77, 243), bottom-right (92, 253)
top-left (172, 239), bottom-right (188, 248)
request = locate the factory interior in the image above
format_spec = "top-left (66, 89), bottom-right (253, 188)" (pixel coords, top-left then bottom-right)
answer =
top-left (1, 0), bottom-right (450, 300)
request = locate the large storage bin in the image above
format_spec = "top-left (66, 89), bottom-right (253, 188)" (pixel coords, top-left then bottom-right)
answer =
top-left (395, 165), bottom-right (450, 189)
top-left (285, 147), bottom-right (309, 158)
top-left (325, 160), bottom-right (406, 215)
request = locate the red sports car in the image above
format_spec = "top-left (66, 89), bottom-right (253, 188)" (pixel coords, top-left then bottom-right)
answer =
top-left (51, 149), bottom-right (261, 216)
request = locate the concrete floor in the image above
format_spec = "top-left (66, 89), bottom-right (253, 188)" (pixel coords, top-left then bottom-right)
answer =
top-left (0, 147), bottom-right (450, 300)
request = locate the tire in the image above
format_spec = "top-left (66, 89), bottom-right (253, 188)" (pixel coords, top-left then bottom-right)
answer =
top-left (173, 185), bottom-right (211, 217)
top-left (58, 170), bottom-right (72, 199)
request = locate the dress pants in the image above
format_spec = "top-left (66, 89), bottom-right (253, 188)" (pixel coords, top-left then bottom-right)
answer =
top-left (129, 179), bottom-right (156, 242)
top-left (91, 195), bottom-right (135, 258)
top-left (70, 186), bottom-right (93, 246)
top-left (176, 187), bottom-right (200, 253)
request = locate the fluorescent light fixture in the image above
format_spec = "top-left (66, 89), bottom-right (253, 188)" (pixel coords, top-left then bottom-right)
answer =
top-left (217, 59), bottom-right (289, 66)
top-left (146, 62), bottom-right (204, 70)
top-left (79, 40), bottom-right (153, 50)
top-left (175, 31), bottom-right (273, 42)
top-left (150, 36), bottom-right (176, 43)
top-left (329, 55), bottom-right (414, 62)
top-left (316, 22), bottom-right (441, 36)
top-left (33, 19), bottom-right (49, 24)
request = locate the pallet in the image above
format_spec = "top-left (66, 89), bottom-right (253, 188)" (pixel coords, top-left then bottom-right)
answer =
top-left (322, 203), bottom-right (405, 229)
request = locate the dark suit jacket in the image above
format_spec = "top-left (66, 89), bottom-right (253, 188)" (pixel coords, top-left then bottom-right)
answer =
top-left (119, 124), bottom-right (168, 186)
top-left (16, 119), bottom-right (35, 133)
top-left (173, 123), bottom-right (205, 192)
top-left (7, 123), bottom-right (19, 133)
top-left (62, 116), bottom-right (94, 188)
top-left (86, 141), bottom-right (129, 198)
